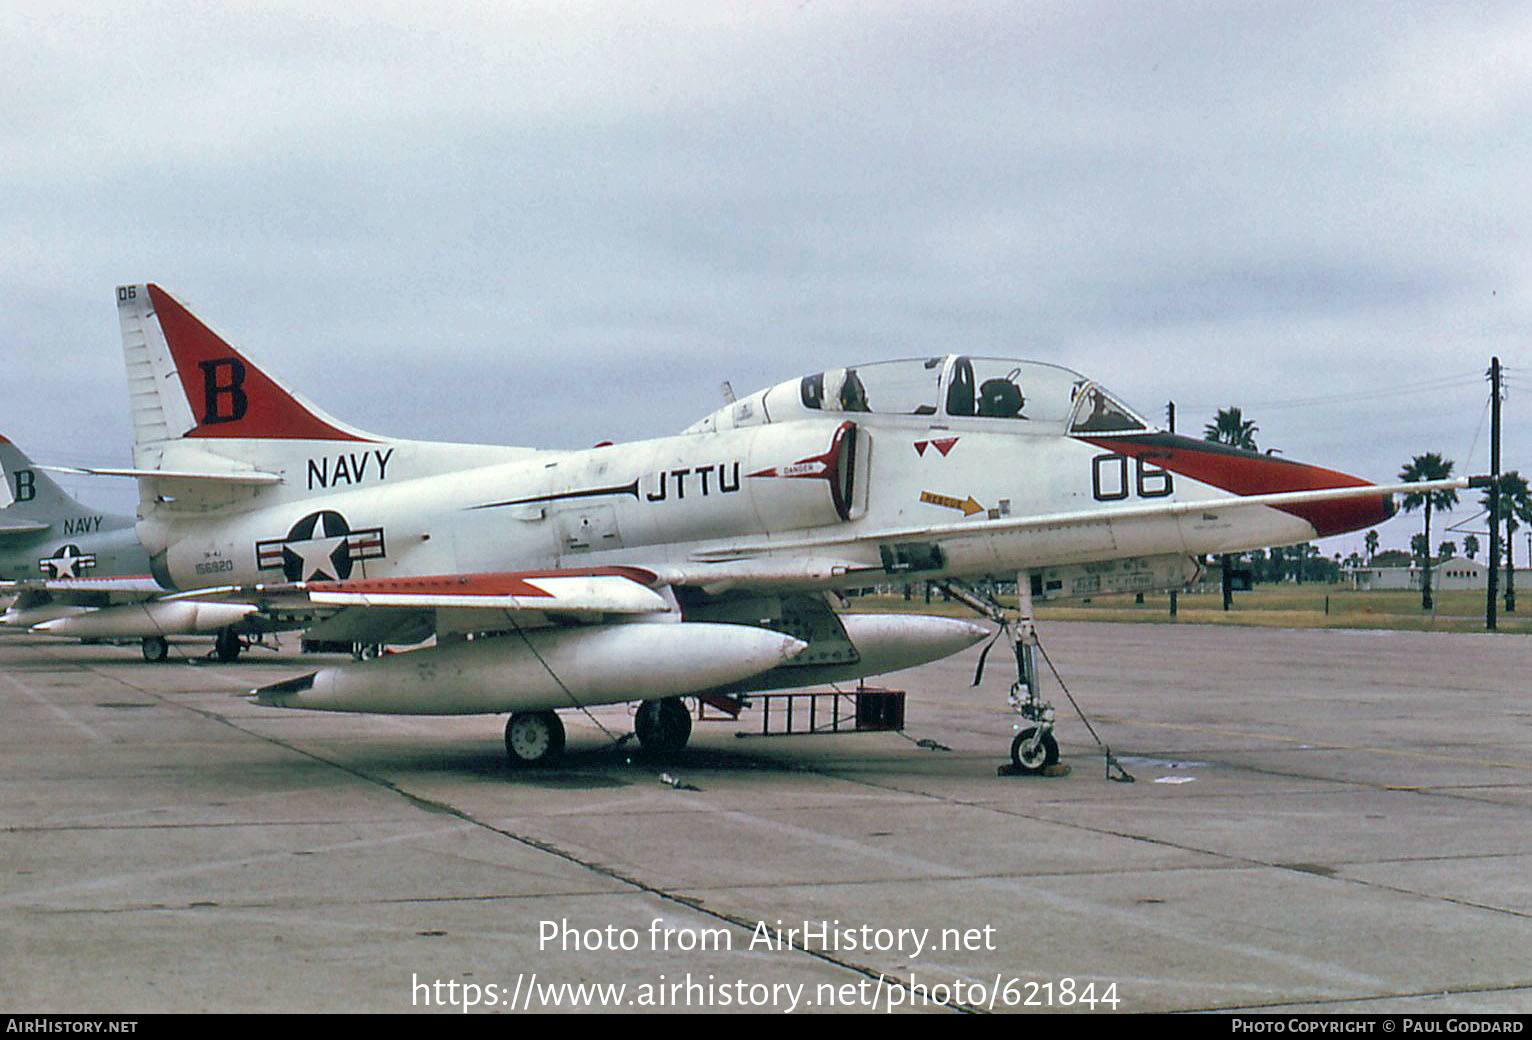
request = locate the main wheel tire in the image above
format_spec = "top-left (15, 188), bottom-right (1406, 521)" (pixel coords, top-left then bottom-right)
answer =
top-left (634, 697), bottom-right (692, 754)
top-left (1010, 726), bottom-right (1059, 774)
top-left (214, 628), bottom-right (243, 662)
top-left (504, 711), bottom-right (566, 767)
top-left (141, 636), bottom-right (169, 663)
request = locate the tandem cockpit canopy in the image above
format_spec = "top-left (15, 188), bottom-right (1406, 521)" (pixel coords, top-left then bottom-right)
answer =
top-left (685, 355), bottom-right (1154, 436)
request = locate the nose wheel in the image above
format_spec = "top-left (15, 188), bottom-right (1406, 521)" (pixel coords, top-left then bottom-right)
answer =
top-left (1010, 726), bottom-right (1060, 773)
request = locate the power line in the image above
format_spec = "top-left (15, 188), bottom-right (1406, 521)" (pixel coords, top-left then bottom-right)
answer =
top-left (1182, 372), bottom-right (1485, 413)
top-left (1463, 394), bottom-right (1493, 474)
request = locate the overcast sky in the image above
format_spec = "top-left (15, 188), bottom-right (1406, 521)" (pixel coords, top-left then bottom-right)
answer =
top-left (3, 1), bottom-right (1528, 560)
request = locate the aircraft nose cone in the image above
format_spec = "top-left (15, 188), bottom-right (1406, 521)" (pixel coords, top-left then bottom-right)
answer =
top-left (1080, 433), bottom-right (1392, 539)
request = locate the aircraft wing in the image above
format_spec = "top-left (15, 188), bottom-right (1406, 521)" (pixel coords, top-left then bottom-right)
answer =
top-left (2, 576), bottom-right (170, 608)
top-left (688, 477), bottom-right (1475, 562)
top-left (8, 565), bottom-right (701, 645)
top-left (165, 566), bottom-right (674, 646)
top-left (0, 574), bottom-right (263, 643)
top-left (303, 567), bottom-right (670, 615)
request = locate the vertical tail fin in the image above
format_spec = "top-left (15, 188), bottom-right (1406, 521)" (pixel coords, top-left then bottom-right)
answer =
top-left (117, 284), bottom-right (377, 465)
top-left (0, 435), bottom-right (91, 525)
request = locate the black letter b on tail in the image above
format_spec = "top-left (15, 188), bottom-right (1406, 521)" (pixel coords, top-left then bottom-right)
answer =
top-left (200, 358), bottom-right (248, 425)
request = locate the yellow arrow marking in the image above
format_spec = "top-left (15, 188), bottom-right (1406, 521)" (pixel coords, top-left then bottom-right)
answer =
top-left (920, 491), bottom-right (986, 516)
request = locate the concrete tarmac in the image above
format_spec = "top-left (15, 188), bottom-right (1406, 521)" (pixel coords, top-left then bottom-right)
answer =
top-left (1, 622), bottom-right (1529, 1014)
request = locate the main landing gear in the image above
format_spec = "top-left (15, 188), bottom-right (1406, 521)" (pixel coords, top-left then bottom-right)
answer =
top-left (634, 697), bottom-right (692, 755)
top-left (213, 628), bottom-right (244, 663)
top-left (139, 628), bottom-right (246, 664)
top-left (501, 696), bottom-right (696, 769)
top-left (504, 710), bottom-right (566, 767)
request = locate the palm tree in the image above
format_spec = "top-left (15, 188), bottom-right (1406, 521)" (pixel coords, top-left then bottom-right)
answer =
top-left (1204, 408), bottom-right (1259, 451)
top-left (1364, 529), bottom-right (1379, 563)
top-left (1411, 533), bottom-right (1430, 564)
top-left (1513, 476), bottom-right (1532, 614)
top-left (1464, 534), bottom-right (1480, 560)
top-left (1484, 472), bottom-right (1531, 613)
top-left (1206, 408), bottom-right (1260, 609)
top-left (1399, 453), bottom-right (1457, 610)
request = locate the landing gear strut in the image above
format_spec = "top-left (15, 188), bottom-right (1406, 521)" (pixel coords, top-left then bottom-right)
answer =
top-left (941, 573), bottom-right (1060, 775)
top-left (505, 710), bottom-right (566, 767)
top-left (634, 697), bottom-right (692, 755)
top-left (1005, 572), bottom-right (1059, 775)
top-left (945, 572), bottom-right (1134, 781)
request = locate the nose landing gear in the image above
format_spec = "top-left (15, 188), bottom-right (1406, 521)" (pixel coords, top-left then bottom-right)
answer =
top-left (1002, 583), bottom-right (1063, 777)
top-left (944, 571), bottom-right (1131, 781)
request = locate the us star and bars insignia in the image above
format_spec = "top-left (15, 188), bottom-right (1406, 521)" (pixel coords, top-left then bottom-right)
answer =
top-left (39, 544), bottom-right (97, 579)
top-left (256, 510), bottom-right (385, 582)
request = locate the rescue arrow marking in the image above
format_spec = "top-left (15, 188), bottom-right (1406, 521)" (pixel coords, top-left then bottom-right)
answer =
top-left (920, 491), bottom-right (985, 517)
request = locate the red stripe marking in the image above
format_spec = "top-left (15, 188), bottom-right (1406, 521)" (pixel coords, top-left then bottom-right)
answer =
top-left (307, 566), bottom-right (660, 597)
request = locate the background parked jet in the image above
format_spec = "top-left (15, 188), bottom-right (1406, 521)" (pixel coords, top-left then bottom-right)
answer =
top-left (0, 434), bottom-right (260, 660)
top-left (97, 284), bottom-right (1466, 768)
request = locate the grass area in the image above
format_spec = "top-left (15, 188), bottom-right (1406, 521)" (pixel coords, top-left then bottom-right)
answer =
top-left (850, 585), bottom-right (1532, 634)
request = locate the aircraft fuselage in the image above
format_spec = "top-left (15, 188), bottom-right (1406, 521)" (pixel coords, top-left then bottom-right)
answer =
top-left (144, 411), bottom-right (1374, 598)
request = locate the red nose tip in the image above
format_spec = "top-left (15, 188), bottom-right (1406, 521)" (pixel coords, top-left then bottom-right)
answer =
top-left (1282, 485), bottom-right (1395, 538)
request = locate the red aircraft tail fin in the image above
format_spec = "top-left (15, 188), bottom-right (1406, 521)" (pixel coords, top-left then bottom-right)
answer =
top-left (118, 284), bottom-right (374, 446)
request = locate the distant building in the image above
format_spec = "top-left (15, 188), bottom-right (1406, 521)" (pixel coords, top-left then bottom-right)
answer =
top-left (1347, 556), bottom-right (1497, 591)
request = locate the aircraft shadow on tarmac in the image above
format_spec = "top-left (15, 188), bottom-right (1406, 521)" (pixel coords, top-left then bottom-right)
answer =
top-left (353, 739), bottom-right (828, 786)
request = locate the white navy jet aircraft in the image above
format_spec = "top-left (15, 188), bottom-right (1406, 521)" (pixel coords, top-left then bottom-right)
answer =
top-left (87, 284), bottom-right (1465, 769)
top-left (1, 434), bottom-right (260, 660)
top-left (0, 433), bottom-right (292, 661)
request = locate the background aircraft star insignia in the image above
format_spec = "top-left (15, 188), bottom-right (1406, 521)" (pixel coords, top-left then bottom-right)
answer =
top-left (39, 544), bottom-right (97, 579)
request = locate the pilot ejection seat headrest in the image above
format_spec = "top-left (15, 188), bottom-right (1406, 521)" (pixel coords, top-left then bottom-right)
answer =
top-left (977, 377), bottom-right (1024, 418)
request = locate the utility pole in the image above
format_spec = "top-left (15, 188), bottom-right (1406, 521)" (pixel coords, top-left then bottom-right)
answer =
top-left (1487, 357), bottom-right (1501, 632)
top-left (1167, 401), bottom-right (1178, 618)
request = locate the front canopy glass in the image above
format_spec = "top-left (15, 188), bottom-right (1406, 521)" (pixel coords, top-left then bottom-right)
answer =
top-left (793, 356), bottom-right (1150, 433)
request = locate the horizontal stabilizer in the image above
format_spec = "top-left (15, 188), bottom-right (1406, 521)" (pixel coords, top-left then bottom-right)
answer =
top-left (46, 464), bottom-right (283, 486)
top-left (0, 519), bottom-right (51, 538)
